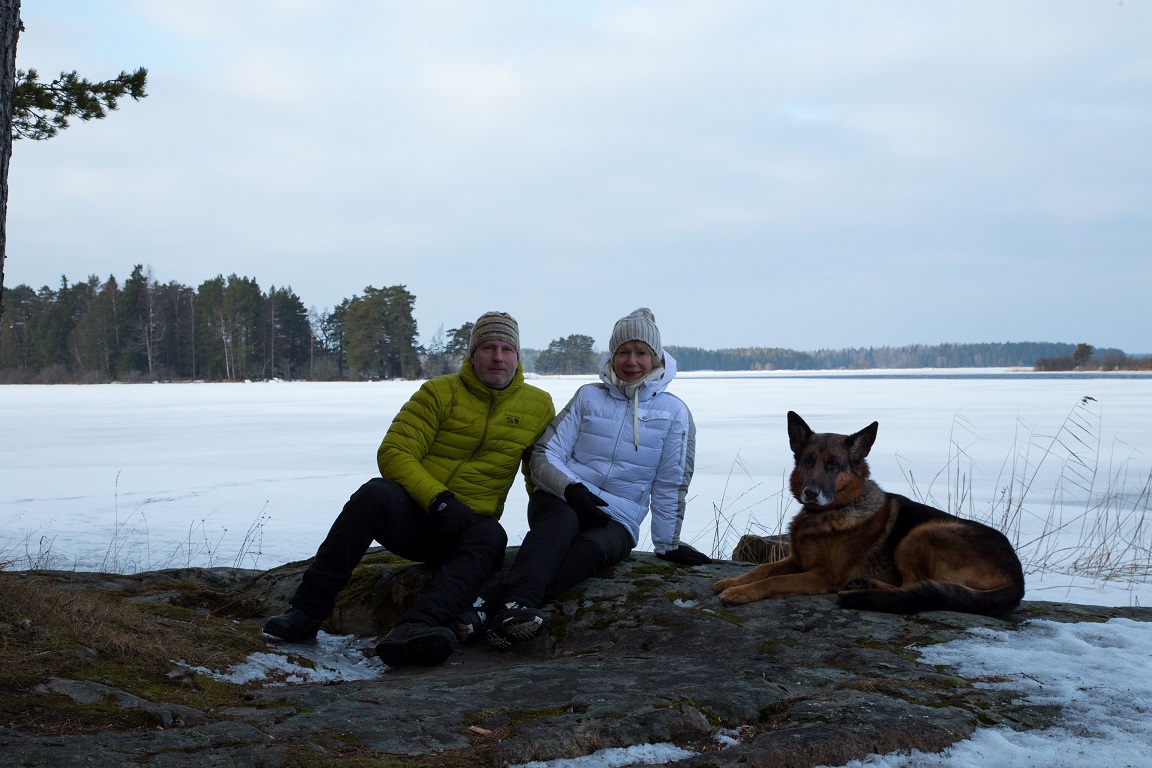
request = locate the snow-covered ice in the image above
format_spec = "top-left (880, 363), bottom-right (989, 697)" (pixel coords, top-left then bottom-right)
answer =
top-left (5, 371), bottom-right (1152, 768)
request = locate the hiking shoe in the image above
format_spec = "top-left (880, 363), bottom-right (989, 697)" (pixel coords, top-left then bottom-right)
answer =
top-left (453, 596), bottom-right (490, 644)
top-left (262, 608), bottom-right (322, 643)
top-left (486, 602), bottom-right (546, 649)
top-left (375, 623), bottom-right (457, 668)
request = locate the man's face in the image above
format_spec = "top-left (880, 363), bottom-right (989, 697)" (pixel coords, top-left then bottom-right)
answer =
top-left (472, 341), bottom-right (518, 390)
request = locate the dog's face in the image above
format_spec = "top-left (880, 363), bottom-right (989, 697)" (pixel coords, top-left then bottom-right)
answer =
top-left (787, 411), bottom-right (878, 509)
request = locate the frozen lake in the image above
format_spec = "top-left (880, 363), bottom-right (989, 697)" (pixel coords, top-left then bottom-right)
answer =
top-left (2, 370), bottom-right (1149, 606)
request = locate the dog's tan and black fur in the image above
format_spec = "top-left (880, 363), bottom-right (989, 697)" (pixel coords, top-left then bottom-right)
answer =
top-left (712, 412), bottom-right (1024, 616)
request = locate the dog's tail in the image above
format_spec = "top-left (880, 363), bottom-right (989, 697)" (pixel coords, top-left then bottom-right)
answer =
top-left (837, 580), bottom-right (1024, 617)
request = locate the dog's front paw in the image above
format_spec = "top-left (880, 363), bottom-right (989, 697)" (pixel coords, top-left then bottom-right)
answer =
top-left (717, 586), bottom-right (754, 606)
top-left (712, 577), bottom-right (735, 595)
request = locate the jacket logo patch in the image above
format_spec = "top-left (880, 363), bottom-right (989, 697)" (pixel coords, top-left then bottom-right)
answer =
top-left (506, 415), bottom-right (521, 425)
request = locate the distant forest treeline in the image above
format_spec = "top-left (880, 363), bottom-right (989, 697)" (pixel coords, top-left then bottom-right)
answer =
top-left (0, 267), bottom-right (446, 383)
top-left (663, 343), bottom-right (1145, 372)
top-left (1, 267), bottom-right (1147, 383)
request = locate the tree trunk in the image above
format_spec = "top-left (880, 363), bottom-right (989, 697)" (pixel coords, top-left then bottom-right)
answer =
top-left (0, 0), bottom-right (22, 320)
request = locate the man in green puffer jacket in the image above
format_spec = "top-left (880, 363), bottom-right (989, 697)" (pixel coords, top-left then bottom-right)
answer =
top-left (263, 312), bottom-right (555, 668)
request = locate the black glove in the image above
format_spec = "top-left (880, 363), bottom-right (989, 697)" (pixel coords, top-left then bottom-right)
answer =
top-left (564, 483), bottom-right (611, 528)
top-left (656, 544), bottom-right (712, 566)
top-left (428, 491), bottom-right (478, 536)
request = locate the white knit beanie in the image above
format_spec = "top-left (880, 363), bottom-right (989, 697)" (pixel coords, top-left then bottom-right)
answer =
top-left (609, 308), bottom-right (662, 358)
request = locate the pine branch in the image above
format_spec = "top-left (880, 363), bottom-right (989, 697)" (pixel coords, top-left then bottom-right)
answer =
top-left (13, 66), bottom-right (148, 141)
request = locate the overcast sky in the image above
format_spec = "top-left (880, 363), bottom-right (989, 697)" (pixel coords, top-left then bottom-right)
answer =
top-left (8, 1), bottom-right (1151, 353)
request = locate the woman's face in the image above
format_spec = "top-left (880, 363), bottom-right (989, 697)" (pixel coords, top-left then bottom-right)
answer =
top-left (613, 341), bottom-right (656, 383)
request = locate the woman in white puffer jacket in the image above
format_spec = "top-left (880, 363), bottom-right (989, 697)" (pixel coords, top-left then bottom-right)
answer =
top-left (459, 308), bottom-right (711, 649)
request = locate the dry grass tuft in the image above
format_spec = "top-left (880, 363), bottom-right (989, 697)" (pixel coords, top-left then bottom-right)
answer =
top-left (0, 572), bottom-right (267, 734)
top-left (919, 396), bottom-right (1152, 582)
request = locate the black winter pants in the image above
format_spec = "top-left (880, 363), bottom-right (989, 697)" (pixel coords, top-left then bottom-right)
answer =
top-left (290, 477), bottom-right (507, 628)
top-left (497, 489), bottom-right (634, 609)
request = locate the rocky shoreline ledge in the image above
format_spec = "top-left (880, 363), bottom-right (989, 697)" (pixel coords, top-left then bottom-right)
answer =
top-left (3, 548), bottom-right (1149, 767)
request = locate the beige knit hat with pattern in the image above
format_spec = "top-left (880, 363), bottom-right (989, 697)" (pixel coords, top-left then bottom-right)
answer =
top-left (469, 311), bottom-right (520, 356)
top-left (609, 307), bottom-right (662, 358)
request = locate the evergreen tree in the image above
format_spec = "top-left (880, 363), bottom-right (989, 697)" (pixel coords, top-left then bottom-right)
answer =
top-left (341, 285), bottom-right (420, 380)
top-left (446, 323), bottom-right (473, 363)
top-left (116, 265), bottom-right (149, 375)
top-left (130, 269), bottom-right (167, 379)
top-left (264, 286), bottom-right (311, 379)
top-left (535, 334), bottom-right (599, 375)
top-left (30, 278), bottom-right (85, 372)
top-left (221, 275), bottom-right (264, 379)
top-left (341, 289), bottom-right (386, 379)
top-left (154, 280), bottom-right (197, 379)
top-left (0, 282), bottom-right (35, 371)
top-left (1073, 343), bottom-right (1095, 369)
top-left (196, 276), bottom-right (228, 379)
top-left (69, 275), bottom-right (118, 380)
top-left (380, 285), bottom-right (419, 379)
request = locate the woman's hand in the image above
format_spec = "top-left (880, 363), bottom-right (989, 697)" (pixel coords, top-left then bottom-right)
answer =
top-left (564, 483), bottom-right (611, 527)
top-left (657, 543), bottom-right (711, 566)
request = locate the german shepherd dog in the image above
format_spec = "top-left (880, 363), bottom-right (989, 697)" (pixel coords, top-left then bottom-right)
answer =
top-left (712, 412), bottom-right (1025, 616)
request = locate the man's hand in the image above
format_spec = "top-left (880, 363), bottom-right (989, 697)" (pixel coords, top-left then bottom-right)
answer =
top-left (656, 543), bottom-right (712, 566)
top-left (564, 483), bottom-right (611, 528)
top-left (428, 491), bottom-right (478, 536)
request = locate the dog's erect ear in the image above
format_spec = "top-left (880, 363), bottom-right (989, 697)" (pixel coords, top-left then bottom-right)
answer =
top-left (847, 421), bottom-right (879, 461)
top-left (787, 411), bottom-right (812, 454)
